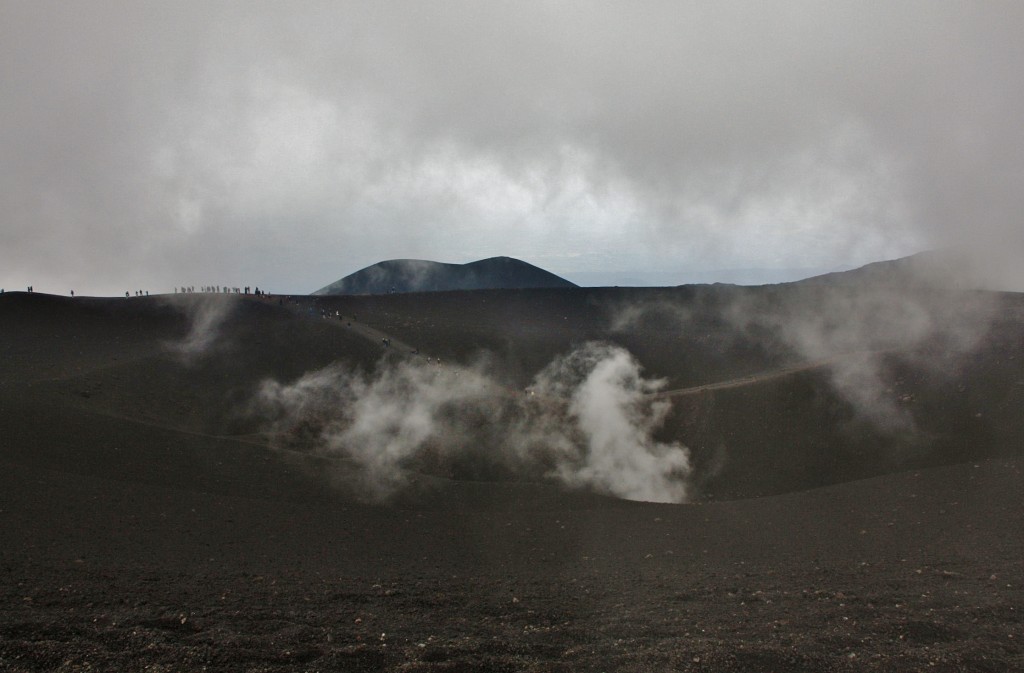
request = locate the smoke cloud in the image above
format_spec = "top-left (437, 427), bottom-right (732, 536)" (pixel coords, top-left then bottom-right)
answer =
top-left (529, 343), bottom-right (690, 503)
top-left (611, 276), bottom-right (996, 433)
top-left (162, 294), bottom-right (235, 363)
top-left (608, 299), bottom-right (692, 334)
top-left (755, 283), bottom-right (993, 431)
top-left (254, 343), bottom-right (691, 503)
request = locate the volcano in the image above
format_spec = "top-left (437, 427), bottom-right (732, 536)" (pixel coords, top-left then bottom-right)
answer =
top-left (2, 256), bottom-right (1022, 671)
top-left (313, 256), bottom-right (578, 295)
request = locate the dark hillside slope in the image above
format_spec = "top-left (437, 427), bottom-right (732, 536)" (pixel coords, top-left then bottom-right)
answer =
top-left (306, 282), bottom-right (1024, 499)
top-left (0, 292), bottom-right (384, 435)
top-left (798, 248), bottom-right (1017, 291)
top-left (305, 285), bottom-right (793, 388)
top-left (2, 286), bottom-right (1023, 670)
top-left (2, 277), bottom-right (1023, 503)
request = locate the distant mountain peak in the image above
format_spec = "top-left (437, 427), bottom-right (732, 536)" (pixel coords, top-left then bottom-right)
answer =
top-left (313, 257), bottom-right (577, 295)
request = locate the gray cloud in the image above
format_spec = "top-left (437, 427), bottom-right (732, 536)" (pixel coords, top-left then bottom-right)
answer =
top-left (2, 2), bottom-right (1022, 295)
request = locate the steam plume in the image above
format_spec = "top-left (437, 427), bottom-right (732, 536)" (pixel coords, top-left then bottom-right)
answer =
top-left (163, 295), bottom-right (234, 363)
top-left (523, 343), bottom-right (690, 503)
top-left (608, 276), bottom-right (996, 432)
top-left (254, 343), bottom-right (691, 503)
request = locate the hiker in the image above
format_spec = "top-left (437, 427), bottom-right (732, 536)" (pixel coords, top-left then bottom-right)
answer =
top-left (70, 290), bottom-right (74, 297)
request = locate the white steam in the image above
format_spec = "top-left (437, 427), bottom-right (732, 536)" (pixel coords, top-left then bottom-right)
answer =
top-left (163, 294), bottom-right (234, 363)
top-left (609, 279), bottom-right (996, 433)
top-left (255, 343), bottom-right (691, 503)
top-left (608, 299), bottom-right (691, 333)
top-left (525, 343), bottom-right (690, 503)
top-left (753, 284), bottom-right (993, 431)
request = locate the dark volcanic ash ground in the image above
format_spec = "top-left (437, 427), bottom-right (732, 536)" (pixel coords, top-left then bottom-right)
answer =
top-left (1, 280), bottom-right (1022, 671)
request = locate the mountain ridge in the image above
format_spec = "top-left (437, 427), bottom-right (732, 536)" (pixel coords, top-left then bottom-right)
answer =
top-left (313, 256), bottom-right (577, 295)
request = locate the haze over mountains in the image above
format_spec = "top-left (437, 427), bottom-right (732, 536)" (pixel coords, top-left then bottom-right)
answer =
top-left (563, 266), bottom-right (846, 288)
top-left (312, 250), bottom-right (997, 299)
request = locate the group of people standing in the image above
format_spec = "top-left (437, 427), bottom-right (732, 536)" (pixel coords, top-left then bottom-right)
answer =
top-left (174, 286), bottom-right (267, 296)
top-left (5, 285), bottom-right (272, 298)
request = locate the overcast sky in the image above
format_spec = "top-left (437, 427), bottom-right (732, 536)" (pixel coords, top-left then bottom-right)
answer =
top-left (2, 1), bottom-right (1022, 295)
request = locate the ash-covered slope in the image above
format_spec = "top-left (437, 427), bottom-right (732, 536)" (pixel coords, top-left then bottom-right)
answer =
top-left (313, 256), bottom-right (577, 295)
top-left (797, 248), bottom-right (1023, 292)
top-left (2, 281), bottom-right (1023, 672)
top-left (3, 254), bottom-right (1023, 505)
